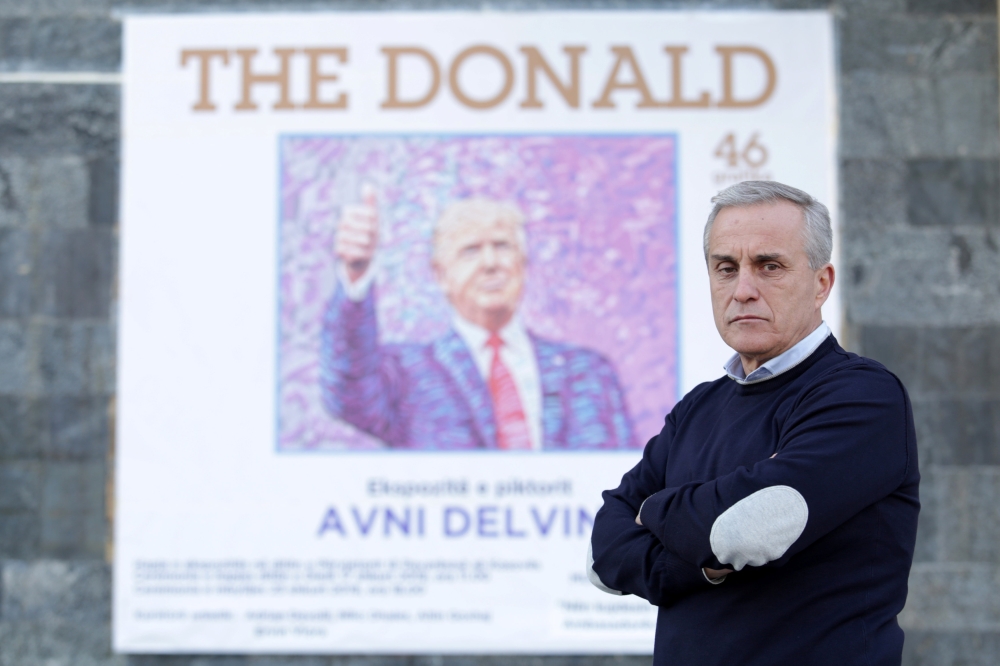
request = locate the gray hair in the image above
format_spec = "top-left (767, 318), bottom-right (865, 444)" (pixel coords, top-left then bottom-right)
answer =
top-left (703, 180), bottom-right (832, 270)
top-left (433, 198), bottom-right (526, 263)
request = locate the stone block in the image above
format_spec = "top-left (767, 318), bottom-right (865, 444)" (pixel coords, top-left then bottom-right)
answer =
top-left (903, 631), bottom-right (1000, 666)
top-left (0, 321), bottom-right (31, 394)
top-left (37, 321), bottom-right (115, 396)
top-left (188, 659), bottom-right (250, 666)
top-left (939, 74), bottom-right (1000, 157)
top-left (0, 460), bottom-right (40, 510)
top-left (0, 395), bottom-right (111, 462)
top-left (247, 659), bottom-right (331, 666)
top-left (841, 72), bottom-right (1000, 159)
top-left (126, 658), bottom-right (201, 666)
top-left (906, 0), bottom-right (997, 14)
top-left (0, 620), bottom-right (123, 666)
top-left (840, 17), bottom-right (998, 75)
top-left (765, 0), bottom-right (831, 7)
top-left (920, 325), bottom-right (1000, 394)
top-left (844, 227), bottom-right (1000, 326)
top-left (0, 18), bottom-right (120, 71)
top-left (2, 560), bottom-right (111, 620)
top-left (0, 511), bottom-right (39, 558)
top-left (0, 156), bottom-right (31, 226)
top-left (0, 396), bottom-right (46, 459)
top-left (900, 563), bottom-right (1000, 631)
top-left (840, 159), bottom-right (907, 230)
top-left (0, 0), bottom-right (113, 19)
top-left (914, 465), bottom-right (1000, 563)
top-left (0, 17), bottom-right (32, 66)
top-left (0, 84), bottom-right (118, 157)
top-left (36, 156), bottom-right (89, 228)
top-left (39, 460), bottom-right (106, 557)
top-left (913, 467), bottom-right (942, 563)
top-left (841, 72), bottom-right (941, 159)
top-left (853, 325), bottom-right (923, 387)
top-left (0, 562), bottom-right (119, 665)
top-left (88, 155), bottom-right (117, 227)
top-left (906, 159), bottom-right (1000, 227)
top-left (912, 397), bottom-right (1000, 465)
top-left (37, 228), bottom-right (115, 318)
top-left (0, 227), bottom-right (32, 316)
top-left (46, 395), bottom-right (110, 460)
top-left (840, 0), bottom-right (907, 15)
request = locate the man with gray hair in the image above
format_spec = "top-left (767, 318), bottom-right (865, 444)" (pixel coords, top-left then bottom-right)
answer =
top-left (589, 181), bottom-right (919, 665)
top-left (320, 189), bottom-right (634, 450)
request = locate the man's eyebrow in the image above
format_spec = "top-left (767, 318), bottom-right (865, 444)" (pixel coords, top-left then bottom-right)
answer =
top-left (710, 254), bottom-right (736, 263)
top-left (753, 253), bottom-right (786, 263)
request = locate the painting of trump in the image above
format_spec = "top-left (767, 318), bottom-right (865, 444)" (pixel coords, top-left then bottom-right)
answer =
top-left (321, 192), bottom-right (635, 451)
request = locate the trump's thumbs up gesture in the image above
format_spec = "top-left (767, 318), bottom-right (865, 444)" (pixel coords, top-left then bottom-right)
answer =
top-left (335, 183), bottom-right (379, 283)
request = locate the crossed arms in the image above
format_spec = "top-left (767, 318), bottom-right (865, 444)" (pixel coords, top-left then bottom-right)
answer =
top-left (589, 363), bottom-right (913, 606)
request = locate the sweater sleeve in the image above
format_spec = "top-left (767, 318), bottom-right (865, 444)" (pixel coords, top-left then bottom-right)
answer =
top-left (589, 408), bottom-right (713, 605)
top-left (638, 363), bottom-right (913, 572)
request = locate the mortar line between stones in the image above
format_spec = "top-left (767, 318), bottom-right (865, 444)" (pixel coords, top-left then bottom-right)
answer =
top-left (0, 73), bottom-right (122, 85)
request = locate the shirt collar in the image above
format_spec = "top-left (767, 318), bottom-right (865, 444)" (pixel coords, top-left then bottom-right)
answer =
top-left (451, 313), bottom-right (532, 356)
top-left (724, 321), bottom-right (831, 385)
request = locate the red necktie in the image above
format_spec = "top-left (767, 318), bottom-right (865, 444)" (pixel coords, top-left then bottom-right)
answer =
top-left (486, 334), bottom-right (531, 450)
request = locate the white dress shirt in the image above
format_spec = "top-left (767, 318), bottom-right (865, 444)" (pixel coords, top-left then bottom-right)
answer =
top-left (451, 315), bottom-right (543, 451)
top-left (723, 321), bottom-right (832, 385)
top-left (338, 267), bottom-right (544, 450)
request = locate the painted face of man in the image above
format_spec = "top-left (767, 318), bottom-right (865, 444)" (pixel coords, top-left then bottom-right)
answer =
top-left (434, 215), bottom-right (526, 332)
top-left (707, 200), bottom-right (834, 372)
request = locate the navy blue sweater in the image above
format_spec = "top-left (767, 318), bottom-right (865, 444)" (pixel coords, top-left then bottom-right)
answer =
top-left (591, 336), bottom-right (920, 666)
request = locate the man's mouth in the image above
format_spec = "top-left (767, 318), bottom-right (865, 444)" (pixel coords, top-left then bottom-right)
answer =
top-left (730, 315), bottom-right (766, 323)
top-left (478, 276), bottom-right (508, 291)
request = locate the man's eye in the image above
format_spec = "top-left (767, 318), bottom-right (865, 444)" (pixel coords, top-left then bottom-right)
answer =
top-left (719, 266), bottom-right (736, 274)
top-left (763, 264), bottom-right (779, 271)
top-left (460, 245), bottom-right (481, 258)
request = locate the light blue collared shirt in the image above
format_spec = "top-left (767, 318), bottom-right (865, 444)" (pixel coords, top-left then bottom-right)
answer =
top-left (724, 321), bottom-right (832, 385)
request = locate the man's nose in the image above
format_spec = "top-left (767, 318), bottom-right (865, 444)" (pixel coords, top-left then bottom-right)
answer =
top-left (481, 244), bottom-right (498, 267)
top-left (733, 267), bottom-right (759, 302)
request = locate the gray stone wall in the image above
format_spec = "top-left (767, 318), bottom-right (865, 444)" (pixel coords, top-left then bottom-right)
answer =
top-left (0, 0), bottom-right (996, 664)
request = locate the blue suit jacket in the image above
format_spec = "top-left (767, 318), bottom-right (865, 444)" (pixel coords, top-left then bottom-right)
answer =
top-left (320, 285), bottom-right (636, 450)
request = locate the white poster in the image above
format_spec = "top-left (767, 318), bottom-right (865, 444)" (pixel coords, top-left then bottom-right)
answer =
top-left (115, 10), bottom-right (836, 653)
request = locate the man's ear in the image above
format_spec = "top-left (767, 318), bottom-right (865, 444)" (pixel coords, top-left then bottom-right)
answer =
top-left (432, 260), bottom-right (448, 292)
top-left (815, 263), bottom-right (835, 307)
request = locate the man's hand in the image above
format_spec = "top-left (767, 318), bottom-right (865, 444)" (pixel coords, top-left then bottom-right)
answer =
top-left (639, 510), bottom-right (732, 580)
top-left (703, 567), bottom-right (733, 580)
top-left (335, 184), bottom-right (379, 283)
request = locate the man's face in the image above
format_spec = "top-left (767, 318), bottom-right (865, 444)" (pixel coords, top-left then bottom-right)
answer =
top-left (707, 200), bottom-right (834, 370)
top-left (434, 217), bottom-right (526, 332)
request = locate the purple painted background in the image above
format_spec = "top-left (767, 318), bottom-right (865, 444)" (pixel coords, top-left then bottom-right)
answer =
top-left (278, 135), bottom-right (677, 451)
